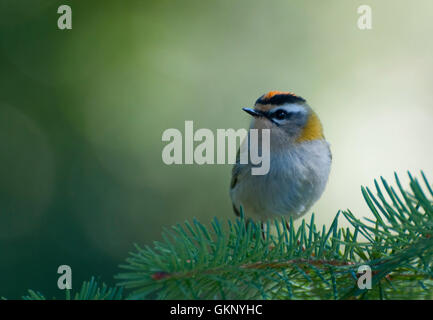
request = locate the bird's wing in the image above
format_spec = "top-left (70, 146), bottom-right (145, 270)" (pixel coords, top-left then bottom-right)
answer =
top-left (230, 147), bottom-right (242, 189)
top-left (230, 148), bottom-right (244, 217)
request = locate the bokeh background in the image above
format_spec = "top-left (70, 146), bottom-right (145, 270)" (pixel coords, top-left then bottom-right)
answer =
top-left (1, 0), bottom-right (433, 298)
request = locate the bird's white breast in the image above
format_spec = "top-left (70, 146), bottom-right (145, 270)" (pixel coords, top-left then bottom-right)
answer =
top-left (230, 139), bottom-right (331, 221)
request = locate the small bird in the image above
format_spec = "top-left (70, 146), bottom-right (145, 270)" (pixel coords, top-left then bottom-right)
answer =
top-left (230, 91), bottom-right (332, 222)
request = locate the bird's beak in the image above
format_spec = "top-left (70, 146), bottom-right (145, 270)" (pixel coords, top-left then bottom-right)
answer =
top-left (242, 107), bottom-right (264, 118)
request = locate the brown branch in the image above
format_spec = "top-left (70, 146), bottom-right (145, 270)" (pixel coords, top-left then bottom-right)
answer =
top-left (151, 258), bottom-right (355, 281)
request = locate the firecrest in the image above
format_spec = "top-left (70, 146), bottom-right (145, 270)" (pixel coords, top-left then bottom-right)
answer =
top-left (230, 91), bottom-right (332, 221)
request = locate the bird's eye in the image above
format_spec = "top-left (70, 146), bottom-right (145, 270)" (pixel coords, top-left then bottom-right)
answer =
top-left (273, 109), bottom-right (289, 120)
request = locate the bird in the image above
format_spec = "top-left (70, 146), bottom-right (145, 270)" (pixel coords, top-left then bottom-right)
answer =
top-left (230, 90), bottom-right (332, 223)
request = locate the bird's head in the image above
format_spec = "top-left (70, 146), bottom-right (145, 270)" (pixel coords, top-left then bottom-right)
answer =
top-left (243, 91), bottom-right (325, 143)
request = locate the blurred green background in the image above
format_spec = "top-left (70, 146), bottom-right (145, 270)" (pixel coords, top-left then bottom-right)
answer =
top-left (1, 0), bottom-right (433, 298)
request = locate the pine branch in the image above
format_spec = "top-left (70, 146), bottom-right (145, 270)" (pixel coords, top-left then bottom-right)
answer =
top-left (21, 277), bottom-right (123, 300)
top-left (115, 171), bottom-right (433, 300)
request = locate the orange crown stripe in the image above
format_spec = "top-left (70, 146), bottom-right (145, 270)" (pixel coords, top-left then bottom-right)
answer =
top-left (263, 91), bottom-right (297, 99)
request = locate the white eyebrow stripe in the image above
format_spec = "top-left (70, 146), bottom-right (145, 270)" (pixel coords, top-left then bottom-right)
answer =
top-left (275, 104), bottom-right (306, 114)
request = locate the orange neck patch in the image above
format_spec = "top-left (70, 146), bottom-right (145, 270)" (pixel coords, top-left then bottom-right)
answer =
top-left (296, 111), bottom-right (324, 142)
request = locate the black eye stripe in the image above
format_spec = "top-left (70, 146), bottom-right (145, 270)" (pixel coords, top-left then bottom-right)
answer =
top-left (271, 109), bottom-right (294, 120)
